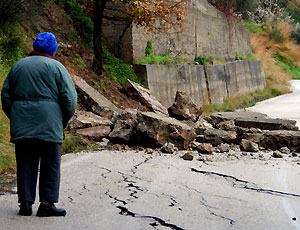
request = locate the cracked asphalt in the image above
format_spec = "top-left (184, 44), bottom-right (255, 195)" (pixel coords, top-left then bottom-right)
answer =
top-left (1, 150), bottom-right (300, 230)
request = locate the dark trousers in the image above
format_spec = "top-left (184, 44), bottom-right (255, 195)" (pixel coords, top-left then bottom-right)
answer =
top-left (15, 140), bottom-right (62, 204)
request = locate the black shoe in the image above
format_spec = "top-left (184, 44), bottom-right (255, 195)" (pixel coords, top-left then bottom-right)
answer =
top-left (36, 203), bottom-right (66, 217)
top-left (18, 202), bottom-right (33, 216)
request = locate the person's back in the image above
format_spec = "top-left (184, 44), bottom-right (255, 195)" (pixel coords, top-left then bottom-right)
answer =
top-left (3, 55), bottom-right (76, 143)
top-left (1, 32), bottom-right (77, 217)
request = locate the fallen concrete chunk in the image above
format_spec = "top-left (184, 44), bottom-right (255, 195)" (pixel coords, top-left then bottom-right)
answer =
top-left (218, 143), bottom-right (231, 153)
top-left (168, 91), bottom-right (202, 122)
top-left (74, 75), bottom-right (120, 114)
top-left (194, 117), bottom-right (213, 135)
top-left (76, 126), bottom-right (112, 141)
top-left (134, 112), bottom-right (196, 149)
top-left (204, 128), bottom-right (237, 145)
top-left (123, 79), bottom-right (168, 116)
top-left (196, 143), bottom-right (214, 155)
top-left (208, 111), bottom-right (298, 131)
top-left (260, 130), bottom-right (300, 151)
top-left (109, 110), bottom-right (138, 143)
top-left (67, 111), bottom-right (112, 130)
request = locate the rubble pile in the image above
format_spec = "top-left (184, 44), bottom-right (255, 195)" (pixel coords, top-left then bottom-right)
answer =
top-left (72, 77), bottom-right (300, 161)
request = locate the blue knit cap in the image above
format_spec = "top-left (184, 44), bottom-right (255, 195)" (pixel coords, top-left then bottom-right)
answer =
top-left (33, 32), bottom-right (58, 55)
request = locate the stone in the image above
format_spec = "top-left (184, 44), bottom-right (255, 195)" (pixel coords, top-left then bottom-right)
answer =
top-left (168, 91), bottom-right (202, 122)
top-left (190, 141), bottom-right (200, 150)
top-left (195, 135), bottom-right (205, 143)
top-left (145, 148), bottom-right (153, 154)
top-left (134, 112), bottom-right (196, 149)
top-left (67, 111), bottom-right (113, 130)
top-left (280, 147), bottom-right (291, 155)
top-left (123, 79), bottom-right (168, 116)
top-left (260, 130), bottom-right (300, 151)
top-left (181, 151), bottom-right (194, 161)
top-left (273, 151), bottom-right (283, 158)
top-left (109, 110), bottom-right (138, 143)
top-left (240, 139), bottom-right (259, 152)
top-left (160, 142), bottom-right (176, 154)
top-left (196, 143), bottom-right (214, 155)
top-left (194, 117), bottom-right (213, 135)
top-left (204, 128), bottom-right (237, 145)
top-left (292, 152), bottom-right (298, 157)
top-left (218, 143), bottom-right (231, 153)
top-left (76, 126), bottom-right (112, 141)
top-left (216, 120), bottom-right (236, 131)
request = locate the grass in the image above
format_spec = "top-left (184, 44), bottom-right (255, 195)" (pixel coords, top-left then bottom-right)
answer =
top-left (136, 53), bottom-right (189, 65)
top-left (201, 89), bottom-right (279, 114)
top-left (103, 48), bottom-right (143, 87)
top-left (62, 132), bottom-right (98, 154)
top-left (274, 52), bottom-right (300, 79)
top-left (249, 22), bottom-right (299, 95)
top-left (242, 22), bottom-right (265, 34)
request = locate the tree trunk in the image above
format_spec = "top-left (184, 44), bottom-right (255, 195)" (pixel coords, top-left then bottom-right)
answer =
top-left (93, 0), bottom-right (107, 76)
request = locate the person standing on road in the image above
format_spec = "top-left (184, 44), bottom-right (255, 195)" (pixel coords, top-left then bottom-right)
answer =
top-left (1, 32), bottom-right (77, 217)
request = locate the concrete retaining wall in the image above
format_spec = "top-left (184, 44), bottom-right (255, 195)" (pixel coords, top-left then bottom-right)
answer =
top-left (134, 61), bottom-right (266, 108)
top-left (103, 0), bottom-right (251, 64)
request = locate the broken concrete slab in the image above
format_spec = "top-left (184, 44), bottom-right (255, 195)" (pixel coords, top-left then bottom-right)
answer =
top-left (204, 128), bottom-right (237, 145)
top-left (207, 111), bottom-right (298, 131)
top-left (123, 79), bottom-right (168, 116)
top-left (168, 91), bottom-right (202, 122)
top-left (67, 111), bottom-right (113, 130)
top-left (109, 110), bottom-right (138, 143)
top-left (74, 75), bottom-right (120, 113)
top-left (76, 126), bottom-right (112, 141)
top-left (134, 112), bottom-right (196, 150)
top-left (260, 130), bottom-right (300, 151)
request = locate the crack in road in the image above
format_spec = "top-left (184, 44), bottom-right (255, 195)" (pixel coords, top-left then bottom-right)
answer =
top-left (131, 157), bottom-right (151, 175)
top-left (182, 184), bottom-right (236, 226)
top-left (117, 206), bottom-right (185, 230)
top-left (191, 168), bottom-right (300, 198)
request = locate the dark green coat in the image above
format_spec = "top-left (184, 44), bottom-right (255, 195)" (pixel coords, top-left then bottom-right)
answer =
top-left (1, 55), bottom-right (77, 143)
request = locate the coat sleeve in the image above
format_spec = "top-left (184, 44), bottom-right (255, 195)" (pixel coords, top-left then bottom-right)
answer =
top-left (1, 71), bottom-right (13, 119)
top-left (56, 65), bottom-right (77, 128)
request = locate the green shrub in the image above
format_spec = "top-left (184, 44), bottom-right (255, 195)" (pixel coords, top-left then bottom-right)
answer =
top-left (64, 0), bottom-right (93, 48)
top-left (103, 48), bottom-right (142, 87)
top-left (274, 53), bottom-right (300, 80)
top-left (291, 23), bottom-right (300, 45)
top-left (236, 52), bottom-right (257, 61)
top-left (0, 0), bottom-right (26, 31)
top-left (0, 33), bottom-right (24, 65)
top-left (194, 55), bottom-right (212, 66)
top-left (242, 22), bottom-right (264, 34)
top-left (269, 25), bottom-right (284, 43)
top-left (145, 40), bottom-right (152, 56)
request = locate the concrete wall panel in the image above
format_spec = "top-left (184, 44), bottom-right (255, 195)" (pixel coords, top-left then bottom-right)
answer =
top-left (134, 60), bottom-right (266, 108)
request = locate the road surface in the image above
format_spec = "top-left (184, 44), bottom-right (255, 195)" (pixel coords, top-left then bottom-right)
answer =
top-left (246, 80), bottom-right (300, 127)
top-left (1, 82), bottom-right (300, 229)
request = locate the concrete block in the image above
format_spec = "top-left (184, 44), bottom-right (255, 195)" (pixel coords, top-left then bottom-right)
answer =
top-left (204, 64), bottom-right (228, 104)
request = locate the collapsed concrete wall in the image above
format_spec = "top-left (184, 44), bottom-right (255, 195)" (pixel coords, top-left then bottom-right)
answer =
top-left (102, 0), bottom-right (252, 64)
top-left (134, 61), bottom-right (266, 107)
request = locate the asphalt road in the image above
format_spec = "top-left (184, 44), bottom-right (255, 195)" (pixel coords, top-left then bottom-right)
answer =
top-left (1, 150), bottom-right (300, 230)
top-left (246, 80), bottom-right (300, 127)
top-left (1, 82), bottom-right (300, 229)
